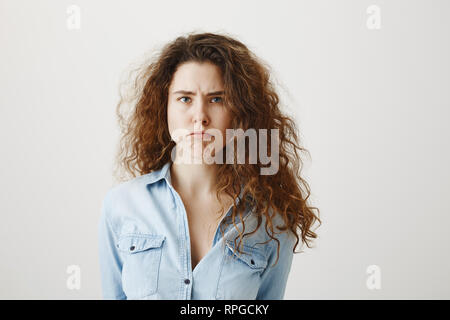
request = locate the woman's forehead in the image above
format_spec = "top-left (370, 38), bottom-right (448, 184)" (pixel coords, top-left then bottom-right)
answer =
top-left (169, 61), bottom-right (224, 92)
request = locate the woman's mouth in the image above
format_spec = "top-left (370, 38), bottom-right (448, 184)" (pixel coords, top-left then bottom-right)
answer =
top-left (189, 131), bottom-right (213, 138)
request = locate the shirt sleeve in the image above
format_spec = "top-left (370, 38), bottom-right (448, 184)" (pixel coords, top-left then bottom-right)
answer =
top-left (98, 190), bottom-right (127, 300)
top-left (255, 230), bottom-right (296, 300)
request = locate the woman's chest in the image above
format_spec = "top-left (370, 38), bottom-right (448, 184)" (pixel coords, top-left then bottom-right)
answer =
top-left (115, 193), bottom-right (271, 299)
top-left (182, 197), bottom-right (230, 269)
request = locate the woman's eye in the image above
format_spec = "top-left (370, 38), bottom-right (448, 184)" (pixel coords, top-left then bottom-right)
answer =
top-left (211, 97), bottom-right (222, 103)
top-left (179, 96), bottom-right (191, 103)
top-left (178, 96), bottom-right (222, 104)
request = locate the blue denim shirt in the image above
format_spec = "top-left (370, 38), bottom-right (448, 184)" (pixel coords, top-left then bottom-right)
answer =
top-left (98, 160), bottom-right (296, 300)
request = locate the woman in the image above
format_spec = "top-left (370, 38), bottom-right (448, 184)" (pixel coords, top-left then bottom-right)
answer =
top-left (98, 32), bottom-right (321, 300)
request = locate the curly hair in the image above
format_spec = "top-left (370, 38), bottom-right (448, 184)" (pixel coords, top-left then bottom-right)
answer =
top-left (113, 31), bottom-right (321, 267)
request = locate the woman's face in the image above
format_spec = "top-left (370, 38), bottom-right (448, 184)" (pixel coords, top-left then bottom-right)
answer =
top-left (167, 61), bottom-right (232, 163)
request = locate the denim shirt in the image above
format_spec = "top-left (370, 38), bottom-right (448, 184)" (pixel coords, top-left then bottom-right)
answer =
top-left (98, 160), bottom-right (296, 300)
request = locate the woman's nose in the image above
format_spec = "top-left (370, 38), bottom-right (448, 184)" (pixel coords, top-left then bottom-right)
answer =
top-left (192, 99), bottom-right (209, 125)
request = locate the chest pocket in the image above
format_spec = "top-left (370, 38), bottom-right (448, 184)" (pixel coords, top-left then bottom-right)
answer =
top-left (116, 233), bottom-right (165, 299)
top-left (216, 239), bottom-right (269, 299)
top-left (224, 240), bottom-right (268, 271)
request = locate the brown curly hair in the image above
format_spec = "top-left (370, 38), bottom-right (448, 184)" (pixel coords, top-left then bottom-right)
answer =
top-left (113, 31), bottom-right (321, 267)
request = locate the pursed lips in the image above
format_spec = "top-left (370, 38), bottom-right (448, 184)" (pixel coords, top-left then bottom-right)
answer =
top-left (189, 131), bottom-right (212, 137)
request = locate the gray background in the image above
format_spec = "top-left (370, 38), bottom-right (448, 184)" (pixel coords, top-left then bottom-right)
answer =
top-left (1, 0), bottom-right (449, 299)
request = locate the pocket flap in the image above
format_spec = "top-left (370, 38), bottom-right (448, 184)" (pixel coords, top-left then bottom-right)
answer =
top-left (225, 240), bottom-right (268, 270)
top-left (117, 234), bottom-right (165, 253)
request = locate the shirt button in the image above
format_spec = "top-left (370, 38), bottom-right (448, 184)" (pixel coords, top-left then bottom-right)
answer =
top-left (184, 279), bottom-right (190, 285)
top-left (130, 246), bottom-right (135, 251)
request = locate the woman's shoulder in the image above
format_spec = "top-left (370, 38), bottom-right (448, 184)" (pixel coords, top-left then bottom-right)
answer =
top-left (104, 170), bottom-right (163, 200)
top-left (106, 162), bottom-right (171, 197)
top-left (100, 172), bottom-right (162, 220)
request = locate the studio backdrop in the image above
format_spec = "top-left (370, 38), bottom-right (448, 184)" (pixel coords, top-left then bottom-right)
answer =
top-left (0, 0), bottom-right (449, 299)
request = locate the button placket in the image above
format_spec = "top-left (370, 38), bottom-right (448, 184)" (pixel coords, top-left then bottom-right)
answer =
top-left (170, 185), bottom-right (192, 298)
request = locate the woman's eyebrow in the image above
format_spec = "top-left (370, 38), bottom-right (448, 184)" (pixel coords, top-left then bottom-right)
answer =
top-left (172, 90), bottom-right (224, 96)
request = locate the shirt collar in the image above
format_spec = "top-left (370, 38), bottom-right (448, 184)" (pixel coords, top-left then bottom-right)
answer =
top-left (145, 160), bottom-right (173, 186)
top-left (145, 160), bottom-right (252, 220)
